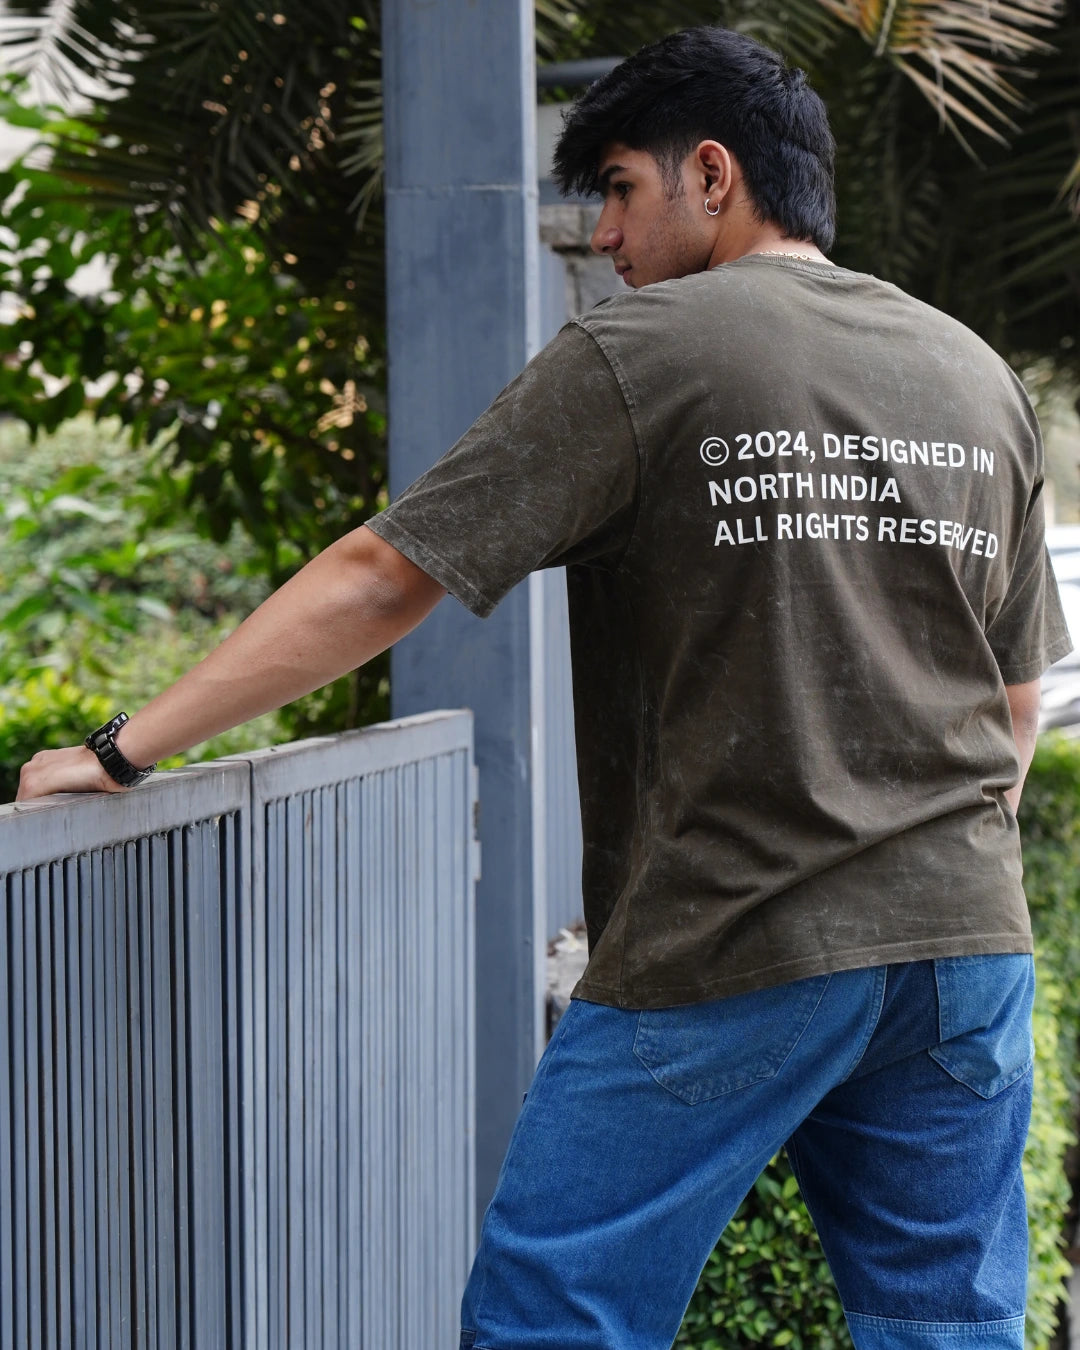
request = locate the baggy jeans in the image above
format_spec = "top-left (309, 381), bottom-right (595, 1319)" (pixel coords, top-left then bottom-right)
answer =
top-left (459, 955), bottom-right (1034, 1350)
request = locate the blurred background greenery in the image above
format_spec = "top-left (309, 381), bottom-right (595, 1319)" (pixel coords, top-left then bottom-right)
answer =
top-left (0, 409), bottom-right (392, 799)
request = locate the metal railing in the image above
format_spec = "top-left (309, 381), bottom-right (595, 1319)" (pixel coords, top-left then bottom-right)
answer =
top-left (0, 711), bottom-right (478, 1350)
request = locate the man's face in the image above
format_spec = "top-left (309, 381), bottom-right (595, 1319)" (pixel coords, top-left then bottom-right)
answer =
top-left (590, 143), bottom-right (716, 289)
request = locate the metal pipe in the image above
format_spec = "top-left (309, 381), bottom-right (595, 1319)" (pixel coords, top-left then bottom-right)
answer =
top-left (537, 58), bottom-right (620, 89)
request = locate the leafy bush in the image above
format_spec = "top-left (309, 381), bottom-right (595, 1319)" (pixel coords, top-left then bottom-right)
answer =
top-left (1020, 735), bottom-right (1080, 1345)
top-left (0, 417), bottom-right (389, 801)
top-left (0, 417), bottom-right (269, 678)
top-left (0, 78), bottom-right (388, 585)
top-left (675, 1158), bottom-right (848, 1350)
top-left (0, 662), bottom-right (291, 804)
top-left (677, 736), bottom-right (1080, 1350)
top-left (1024, 965), bottom-right (1074, 1350)
top-left (1020, 736), bottom-right (1080, 1099)
top-left (0, 670), bottom-right (114, 798)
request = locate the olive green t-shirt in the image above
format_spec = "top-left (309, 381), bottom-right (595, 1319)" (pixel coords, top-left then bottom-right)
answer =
top-left (366, 255), bottom-right (1071, 1010)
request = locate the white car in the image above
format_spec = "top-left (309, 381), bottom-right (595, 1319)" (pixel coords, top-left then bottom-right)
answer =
top-left (1040, 528), bottom-right (1080, 732)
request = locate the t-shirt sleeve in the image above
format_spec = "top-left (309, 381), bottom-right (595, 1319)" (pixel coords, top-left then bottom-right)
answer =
top-left (985, 480), bottom-right (1072, 684)
top-left (364, 323), bottom-right (638, 618)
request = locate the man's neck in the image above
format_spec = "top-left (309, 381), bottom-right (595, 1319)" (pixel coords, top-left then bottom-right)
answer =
top-left (711, 229), bottom-right (833, 268)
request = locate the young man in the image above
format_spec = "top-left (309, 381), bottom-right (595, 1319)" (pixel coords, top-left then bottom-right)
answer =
top-left (19, 26), bottom-right (1070, 1350)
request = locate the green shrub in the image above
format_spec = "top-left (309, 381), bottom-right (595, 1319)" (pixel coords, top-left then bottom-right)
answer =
top-left (1024, 963), bottom-right (1074, 1350)
top-left (677, 736), bottom-right (1080, 1350)
top-left (0, 417), bottom-right (390, 800)
top-left (1021, 734), bottom-right (1080, 1346)
top-left (0, 417), bottom-right (269, 679)
top-left (0, 669), bottom-right (114, 799)
top-left (675, 1158), bottom-right (848, 1350)
top-left (0, 665), bottom-right (289, 802)
top-left (1021, 735), bottom-right (1080, 1101)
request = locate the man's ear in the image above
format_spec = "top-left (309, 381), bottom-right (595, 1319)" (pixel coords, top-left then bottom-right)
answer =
top-left (696, 140), bottom-right (734, 202)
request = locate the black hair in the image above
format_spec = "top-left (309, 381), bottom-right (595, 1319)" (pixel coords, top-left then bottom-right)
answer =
top-left (552, 27), bottom-right (836, 253)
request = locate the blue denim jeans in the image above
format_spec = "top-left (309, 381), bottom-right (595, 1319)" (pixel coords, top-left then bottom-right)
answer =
top-left (459, 956), bottom-right (1034, 1350)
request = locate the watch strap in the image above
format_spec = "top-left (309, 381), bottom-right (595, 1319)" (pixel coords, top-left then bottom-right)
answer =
top-left (85, 712), bottom-right (157, 788)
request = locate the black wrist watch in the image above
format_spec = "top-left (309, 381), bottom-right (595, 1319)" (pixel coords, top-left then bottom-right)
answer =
top-left (85, 712), bottom-right (157, 788)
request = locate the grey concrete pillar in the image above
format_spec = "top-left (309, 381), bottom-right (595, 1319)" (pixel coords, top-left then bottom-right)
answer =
top-left (381, 0), bottom-right (541, 1232)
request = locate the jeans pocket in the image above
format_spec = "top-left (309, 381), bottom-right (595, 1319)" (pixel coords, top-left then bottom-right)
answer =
top-left (929, 954), bottom-right (1035, 1099)
top-left (632, 974), bottom-right (830, 1105)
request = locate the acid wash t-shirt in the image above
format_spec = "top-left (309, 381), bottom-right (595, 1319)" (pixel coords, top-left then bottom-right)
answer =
top-left (366, 255), bottom-right (1071, 1010)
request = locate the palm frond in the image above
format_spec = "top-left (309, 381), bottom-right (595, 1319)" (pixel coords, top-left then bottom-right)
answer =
top-left (535, 0), bottom-right (737, 61)
top-left (338, 75), bottom-right (382, 226)
top-left (0, 0), bottom-right (129, 102)
top-left (728, 0), bottom-right (843, 72)
top-left (1, 0), bottom-right (375, 251)
top-left (958, 7), bottom-right (1080, 313)
top-left (1062, 151), bottom-right (1080, 210)
top-left (815, 0), bottom-right (1062, 138)
top-left (535, 0), bottom-right (585, 59)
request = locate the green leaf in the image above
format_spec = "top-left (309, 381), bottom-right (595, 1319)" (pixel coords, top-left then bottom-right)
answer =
top-left (134, 595), bottom-right (174, 622)
top-left (47, 494), bottom-right (121, 523)
top-left (0, 592), bottom-right (52, 631)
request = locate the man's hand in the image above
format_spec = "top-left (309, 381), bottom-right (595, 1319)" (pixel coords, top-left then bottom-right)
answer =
top-left (17, 745), bottom-right (129, 801)
top-left (15, 526), bottom-right (446, 803)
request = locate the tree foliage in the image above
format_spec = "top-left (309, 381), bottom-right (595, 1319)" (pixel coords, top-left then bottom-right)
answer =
top-left (0, 0), bottom-right (1075, 592)
top-left (0, 2), bottom-right (388, 589)
top-left (0, 414), bottom-right (388, 801)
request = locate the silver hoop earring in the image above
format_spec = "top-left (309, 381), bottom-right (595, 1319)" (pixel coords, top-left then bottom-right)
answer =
top-left (704, 197), bottom-right (721, 216)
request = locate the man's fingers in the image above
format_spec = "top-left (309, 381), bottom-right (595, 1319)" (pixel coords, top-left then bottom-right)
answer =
top-left (16, 746), bottom-right (127, 802)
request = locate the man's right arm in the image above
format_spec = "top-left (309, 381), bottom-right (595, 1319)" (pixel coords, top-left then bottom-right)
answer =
top-left (16, 526), bottom-right (446, 800)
